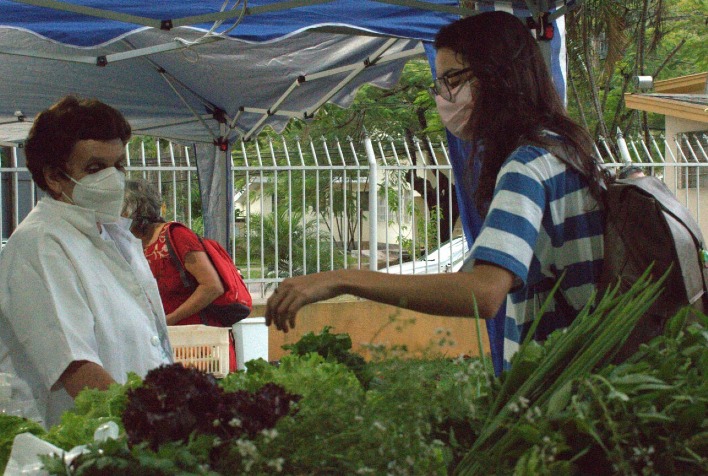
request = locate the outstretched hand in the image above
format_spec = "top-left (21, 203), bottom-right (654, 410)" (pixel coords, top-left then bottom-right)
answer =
top-left (265, 271), bottom-right (343, 332)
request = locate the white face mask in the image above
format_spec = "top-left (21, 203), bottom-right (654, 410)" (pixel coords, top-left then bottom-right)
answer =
top-left (63, 167), bottom-right (126, 223)
top-left (435, 81), bottom-right (475, 140)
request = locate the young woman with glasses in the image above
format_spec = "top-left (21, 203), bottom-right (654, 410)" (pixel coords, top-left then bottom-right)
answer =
top-left (266, 11), bottom-right (608, 369)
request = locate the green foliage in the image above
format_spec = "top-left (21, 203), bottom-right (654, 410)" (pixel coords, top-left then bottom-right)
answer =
top-left (43, 374), bottom-right (143, 451)
top-left (399, 204), bottom-right (443, 260)
top-left (244, 210), bottom-right (352, 280)
top-left (0, 415), bottom-right (45, 473)
top-left (281, 326), bottom-right (371, 387)
top-left (218, 352), bottom-right (488, 475)
top-left (40, 436), bottom-right (220, 476)
top-left (455, 271), bottom-right (708, 475)
top-left (3, 278), bottom-right (707, 475)
top-left (274, 60), bottom-right (441, 143)
top-left (566, 0), bottom-right (707, 140)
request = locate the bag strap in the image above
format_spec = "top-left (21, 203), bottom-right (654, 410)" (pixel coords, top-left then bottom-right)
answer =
top-left (164, 222), bottom-right (216, 327)
top-left (164, 222), bottom-right (195, 289)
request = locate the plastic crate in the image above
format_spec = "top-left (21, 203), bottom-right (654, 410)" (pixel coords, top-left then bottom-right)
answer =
top-left (167, 325), bottom-right (230, 378)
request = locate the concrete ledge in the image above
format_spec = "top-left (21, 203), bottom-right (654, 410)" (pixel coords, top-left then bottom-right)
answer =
top-left (253, 297), bottom-right (490, 362)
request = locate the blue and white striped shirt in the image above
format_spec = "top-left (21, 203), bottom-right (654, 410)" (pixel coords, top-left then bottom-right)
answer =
top-left (468, 143), bottom-right (604, 368)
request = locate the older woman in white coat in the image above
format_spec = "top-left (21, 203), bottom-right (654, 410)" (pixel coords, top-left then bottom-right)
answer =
top-left (0, 96), bottom-right (172, 428)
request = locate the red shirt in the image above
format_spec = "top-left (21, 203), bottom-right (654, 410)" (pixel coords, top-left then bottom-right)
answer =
top-left (144, 223), bottom-right (237, 371)
top-left (144, 223), bottom-right (206, 325)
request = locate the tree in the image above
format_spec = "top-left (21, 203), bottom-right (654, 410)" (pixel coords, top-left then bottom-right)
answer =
top-left (267, 60), bottom-right (460, 244)
top-left (566, 0), bottom-right (707, 148)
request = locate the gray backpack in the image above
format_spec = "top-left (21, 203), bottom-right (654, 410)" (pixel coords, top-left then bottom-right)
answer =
top-left (599, 176), bottom-right (708, 360)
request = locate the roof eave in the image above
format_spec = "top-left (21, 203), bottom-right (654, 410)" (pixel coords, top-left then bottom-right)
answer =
top-left (624, 93), bottom-right (708, 124)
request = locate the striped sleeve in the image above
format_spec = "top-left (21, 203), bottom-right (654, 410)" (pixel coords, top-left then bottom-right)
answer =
top-left (470, 147), bottom-right (555, 284)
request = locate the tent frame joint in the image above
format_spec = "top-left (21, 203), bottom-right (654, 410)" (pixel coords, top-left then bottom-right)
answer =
top-left (526, 12), bottom-right (554, 41)
top-left (210, 107), bottom-right (228, 124)
top-left (214, 136), bottom-right (230, 151)
top-left (363, 56), bottom-right (379, 67)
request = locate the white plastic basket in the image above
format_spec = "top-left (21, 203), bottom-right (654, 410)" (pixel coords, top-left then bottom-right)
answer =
top-left (167, 325), bottom-right (230, 378)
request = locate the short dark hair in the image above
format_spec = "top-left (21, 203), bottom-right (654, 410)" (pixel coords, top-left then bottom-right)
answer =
top-left (24, 96), bottom-right (132, 192)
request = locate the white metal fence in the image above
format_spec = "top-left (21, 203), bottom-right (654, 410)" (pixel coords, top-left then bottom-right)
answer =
top-left (2, 131), bottom-right (707, 300)
top-left (230, 135), bottom-right (461, 297)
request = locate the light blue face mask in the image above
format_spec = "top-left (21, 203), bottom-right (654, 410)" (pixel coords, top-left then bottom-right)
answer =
top-left (63, 167), bottom-right (126, 223)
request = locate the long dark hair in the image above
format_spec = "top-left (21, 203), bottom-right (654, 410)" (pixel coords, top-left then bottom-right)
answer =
top-left (434, 11), bottom-right (607, 215)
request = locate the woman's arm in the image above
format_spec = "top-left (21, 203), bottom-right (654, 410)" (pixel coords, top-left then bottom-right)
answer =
top-left (59, 360), bottom-right (116, 398)
top-left (165, 250), bottom-right (224, 325)
top-left (265, 263), bottom-right (514, 332)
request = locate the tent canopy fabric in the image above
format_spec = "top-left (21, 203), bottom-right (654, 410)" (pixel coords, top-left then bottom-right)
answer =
top-left (1, 0), bottom-right (463, 47)
top-left (0, 25), bottom-right (423, 144)
top-left (0, 0), bottom-right (464, 145)
top-left (0, 0), bottom-right (569, 145)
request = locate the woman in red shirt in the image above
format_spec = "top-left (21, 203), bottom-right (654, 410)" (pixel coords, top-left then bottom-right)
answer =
top-left (122, 179), bottom-right (237, 371)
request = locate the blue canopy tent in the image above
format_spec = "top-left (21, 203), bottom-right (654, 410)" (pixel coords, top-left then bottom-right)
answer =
top-left (0, 0), bottom-right (573, 374)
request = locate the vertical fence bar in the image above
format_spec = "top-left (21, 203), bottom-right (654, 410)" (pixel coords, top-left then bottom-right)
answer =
top-left (240, 141), bottom-right (253, 292)
top-left (427, 136), bottom-right (442, 273)
top-left (268, 137), bottom-right (279, 282)
top-left (413, 137), bottom-right (430, 261)
top-left (390, 136), bottom-right (405, 271)
top-left (254, 140), bottom-right (266, 287)
top-left (310, 140), bottom-right (321, 272)
top-left (364, 134), bottom-right (378, 271)
top-left (402, 138), bottom-right (416, 268)
top-left (336, 137), bottom-right (349, 270)
top-left (674, 134), bottom-right (691, 208)
top-left (296, 138), bottom-right (307, 274)
top-left (323, 137), bottom-right (335, 271)
top-left (140, 141), bottom-right (147, 180)
top-left (11, 148), bottom-right (19, 230)
top-left (682, 134), bottom-right (701, 218)
top-left (348, 136), bottom-right (362, 269)
top-left (377, 138), bottom-right (390, 270)
top-left (169, 141), bottom-right (177, 222)
top-left (282, 136), bottom-right (293, 278)
top-left (185, 146), bottom-right (193, 229)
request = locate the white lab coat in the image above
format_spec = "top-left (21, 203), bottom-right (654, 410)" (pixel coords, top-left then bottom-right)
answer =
top-left (0, 197), bottom-right (172, 428)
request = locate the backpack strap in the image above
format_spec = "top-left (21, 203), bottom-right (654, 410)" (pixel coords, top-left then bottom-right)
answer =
top-left (163, 222), bottom-right (214, 327)
top-left (164, 222), bottom-right (196, 289)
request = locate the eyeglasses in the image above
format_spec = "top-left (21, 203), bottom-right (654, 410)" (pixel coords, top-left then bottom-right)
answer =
top-left (429, 66), bottom-right (475, 102)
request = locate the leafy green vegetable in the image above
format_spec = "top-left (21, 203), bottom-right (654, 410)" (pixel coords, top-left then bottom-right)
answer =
top-left (4, 275), bottom-right (706, 475)
top-left (0, 415), bottom-right (46, 473)
top-left (282, 325), bottom-right (372, 387)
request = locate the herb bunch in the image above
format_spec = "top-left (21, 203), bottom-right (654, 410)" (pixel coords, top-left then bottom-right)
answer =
top-left (282, 325), bottom-right (372, 387)
top-left (2, 276), bottom-right (706, 475)
top-left (122, 364), bottom-right (300, 449)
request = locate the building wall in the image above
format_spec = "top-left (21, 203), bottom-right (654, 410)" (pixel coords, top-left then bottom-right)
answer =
top-left (663, 116), bottom-right (708, 238)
